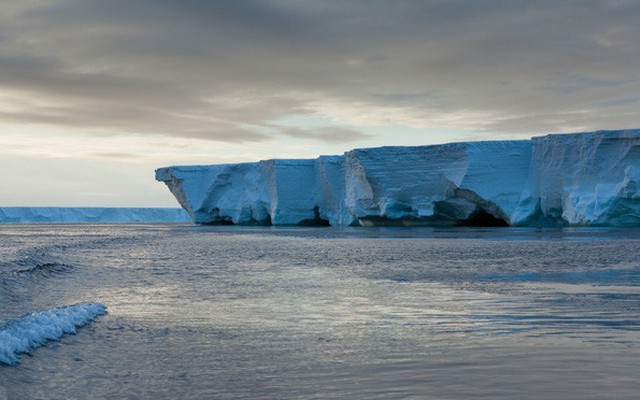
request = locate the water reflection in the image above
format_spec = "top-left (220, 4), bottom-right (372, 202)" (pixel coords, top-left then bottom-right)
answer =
top-left (1, 224), bottom-right (640, 398)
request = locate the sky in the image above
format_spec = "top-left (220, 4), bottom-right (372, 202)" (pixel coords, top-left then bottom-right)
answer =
top-left (1, 0), bottom-right (639, 207)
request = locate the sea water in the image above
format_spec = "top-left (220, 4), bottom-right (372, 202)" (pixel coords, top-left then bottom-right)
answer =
top-left (0, 224), bottom-right (639, 399)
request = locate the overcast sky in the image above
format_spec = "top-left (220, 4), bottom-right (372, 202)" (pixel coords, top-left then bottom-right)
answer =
top-left (1, 0), bottom-right (639, 206)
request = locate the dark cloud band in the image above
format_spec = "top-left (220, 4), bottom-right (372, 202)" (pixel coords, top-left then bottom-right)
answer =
top-left (0, 0), bottom-right (638, 143)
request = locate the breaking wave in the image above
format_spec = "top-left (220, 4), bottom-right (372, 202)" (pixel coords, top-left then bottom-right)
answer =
top-left (0, 302), bottom-right (107, 365)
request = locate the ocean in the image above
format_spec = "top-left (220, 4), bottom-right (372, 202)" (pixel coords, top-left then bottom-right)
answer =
top-left (1, 224), bottom-right (639, 399)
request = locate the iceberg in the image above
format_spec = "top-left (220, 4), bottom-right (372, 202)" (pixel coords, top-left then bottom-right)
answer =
top-left (0, 207), bottom-right (190, 223)
top-left (156, 129), bottom-right (640, 227)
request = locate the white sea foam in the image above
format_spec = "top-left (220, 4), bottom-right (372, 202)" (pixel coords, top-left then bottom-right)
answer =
top-left (0, 302), bottom-right (107, 365)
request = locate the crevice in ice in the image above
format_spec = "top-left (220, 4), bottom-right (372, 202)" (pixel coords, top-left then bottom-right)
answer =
top-left (456, 209), bottom-right (509, 227)
top-left (516, 203), bottom-right (568, 227)
top-left (243, 213), bottom-right (273, 226)
top-left (201, 207), bottom-right (235, 225)
top-left (358, 188), bottom-right (512, 227)
top-left (433, 187), bottom-right (511, 226)
top-left (297, 206), bottom-right (331, 227)
top-left (202, 219), bottom-right (235, 225)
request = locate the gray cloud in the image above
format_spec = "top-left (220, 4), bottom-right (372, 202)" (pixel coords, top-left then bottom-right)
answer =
top-left (279, 126), bottom-right (373, 144)
top-left (0, 0), bottom-right (639, 142)
top-left (87, 152), bottom-right (141, 160)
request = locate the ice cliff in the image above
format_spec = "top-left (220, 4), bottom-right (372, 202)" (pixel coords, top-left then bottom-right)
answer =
top-left (156, 129), bottom-right (640, 227)
top-left (0, 207), bottom-right (190, 223)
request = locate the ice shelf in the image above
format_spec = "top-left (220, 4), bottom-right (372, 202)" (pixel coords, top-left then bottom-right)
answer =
top-left (156, 129), bottom-right (640, 227)
top-left (0, 207), bottom-right (190, 223)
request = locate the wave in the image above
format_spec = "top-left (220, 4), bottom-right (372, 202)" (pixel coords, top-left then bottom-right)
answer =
top-left (13, 262), bottom-right (73, 276)
top-left (0, 251), bottom-right (70, 275)
top-left (0, 302), bottom-right (107, 365)
top-left (0, 263), bottom-right (74, 302)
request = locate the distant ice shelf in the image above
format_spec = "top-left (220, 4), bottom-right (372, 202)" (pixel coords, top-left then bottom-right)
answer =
top-left (0, 207), bottom-right (191, 223)
top-left (156, 129), bottom-right (640, 227)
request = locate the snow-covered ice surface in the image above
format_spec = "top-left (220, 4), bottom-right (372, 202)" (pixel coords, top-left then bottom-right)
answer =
top-left (156, 129), bottom-right (640, 226)
top-left (0, 302), bottom-right (107, 365)
top-left (0, 207), bottom-right (190, 223)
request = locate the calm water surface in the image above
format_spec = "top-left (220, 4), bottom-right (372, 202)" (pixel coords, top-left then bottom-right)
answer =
top-left (1, 224), bottom-right (639, 399)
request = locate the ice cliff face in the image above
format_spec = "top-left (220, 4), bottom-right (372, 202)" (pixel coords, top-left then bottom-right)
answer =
top-left (0, 207), bottom-right (190, 223)
top-left (156, 129), bottom-right (640, 227)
